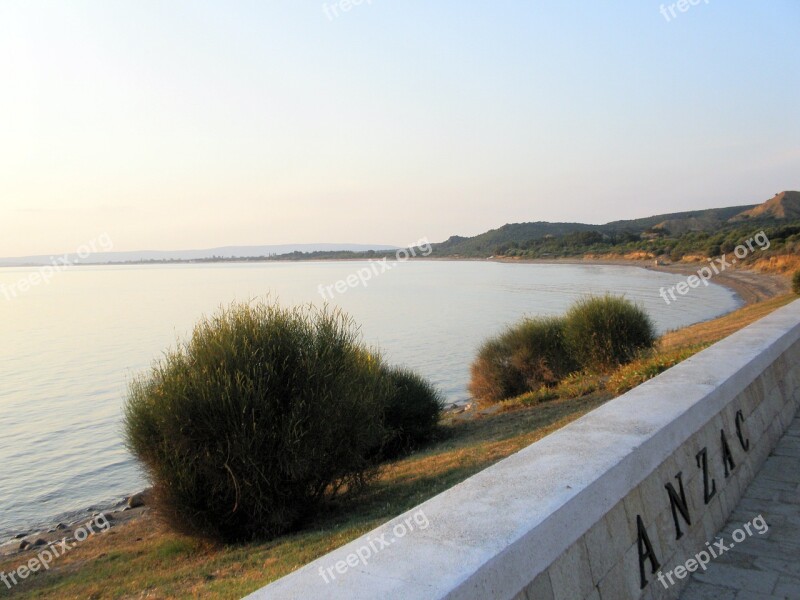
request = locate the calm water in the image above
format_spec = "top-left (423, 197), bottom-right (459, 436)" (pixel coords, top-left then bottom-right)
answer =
top-left (0, 260), bottom-right (739, 538)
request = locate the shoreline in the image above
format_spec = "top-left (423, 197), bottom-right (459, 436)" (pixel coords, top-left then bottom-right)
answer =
top-left (487, 256), bottom-right (790, 305)
top-left (0, 493), bottom-right (150, 558)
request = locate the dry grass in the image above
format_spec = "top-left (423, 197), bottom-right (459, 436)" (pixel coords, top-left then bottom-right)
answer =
top-left (659, 294), bottom-right (796, 350)
top-left (751, 254), bottom-right (800, 275)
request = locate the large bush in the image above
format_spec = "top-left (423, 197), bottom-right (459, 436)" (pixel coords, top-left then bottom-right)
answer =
top-left (564, 294), bottom-right (656, 372)
top-left (124, 302), bottom-right (392, 542)
top-left (469, 316), bottom-right (577, 403)
top-left (793, 269), bottom-right (800, 295)
top-left (381, 367), bottom-right (444, 458)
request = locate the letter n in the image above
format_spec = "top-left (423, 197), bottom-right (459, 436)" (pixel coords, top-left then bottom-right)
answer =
top-left (665, 471), bottom-right (692, 539)
top-left (637, 515), bottom-right (660, 589)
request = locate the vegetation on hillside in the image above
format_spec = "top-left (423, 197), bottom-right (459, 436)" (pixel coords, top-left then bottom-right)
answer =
top-left (431, 191), bottom-right (800, 259)
top-left (482, 220), bottom-right (800, 262)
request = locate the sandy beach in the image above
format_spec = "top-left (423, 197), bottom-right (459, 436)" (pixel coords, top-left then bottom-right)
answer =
top-left (491, 256), bottom-right (790, 305)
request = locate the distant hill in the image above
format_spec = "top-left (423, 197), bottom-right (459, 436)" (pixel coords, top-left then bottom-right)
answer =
top-left (730, 191), bottom-right (800, 222)
top-left (4, 191), bottom-right (797, 266)
top-left (433, 222), bottom-right (598, 256)
top-left (431, 192), bottom-right (797, 256)
top-left (0, 243), bottom-right (398, 267)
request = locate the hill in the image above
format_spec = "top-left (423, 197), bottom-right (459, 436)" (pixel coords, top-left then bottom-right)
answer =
top-left (730, 191), bottom-right (800, 222)
top-left (433, 222), bottom-right (598, 256)
top-left (431, 192), bottom-right (798, 257)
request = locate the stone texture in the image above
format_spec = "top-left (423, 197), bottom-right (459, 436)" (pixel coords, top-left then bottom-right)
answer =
top-left (548, 538), bottom-right (594, 600)
top-left (680, 415), bottom-right (800, 600)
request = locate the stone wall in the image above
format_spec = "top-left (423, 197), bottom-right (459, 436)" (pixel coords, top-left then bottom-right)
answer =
top-left (246, 299), bottom-right (800, 600)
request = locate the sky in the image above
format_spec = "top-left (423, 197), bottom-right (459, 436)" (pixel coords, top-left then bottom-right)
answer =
top-left (1, 0), bottom-right (799, 256)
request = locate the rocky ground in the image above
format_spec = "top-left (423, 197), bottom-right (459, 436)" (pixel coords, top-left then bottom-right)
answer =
top-left (0, 492), bottom-right (150, 559)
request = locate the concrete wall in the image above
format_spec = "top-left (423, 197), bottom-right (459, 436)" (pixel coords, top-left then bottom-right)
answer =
top-left (246, 299), bottom-right (800, 600)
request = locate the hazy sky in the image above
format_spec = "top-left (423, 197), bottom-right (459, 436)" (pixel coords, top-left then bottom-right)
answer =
top-left (1, 1), bottom-right (798, 256)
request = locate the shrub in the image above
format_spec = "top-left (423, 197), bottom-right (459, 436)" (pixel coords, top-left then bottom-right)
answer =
top-left (381, 367), bottom-right (444, 457)
top-left (564, 294), bottom-right (656, 372)
top-left (469, 316), bottom-right (577, 403)
top-left (124, 302), bottom-right (391, 542)
top-left (793, 270), bottom-right (800, 295)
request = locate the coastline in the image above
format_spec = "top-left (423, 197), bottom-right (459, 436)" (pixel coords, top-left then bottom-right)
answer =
top-left (487, 256), bottom-right (790, 305)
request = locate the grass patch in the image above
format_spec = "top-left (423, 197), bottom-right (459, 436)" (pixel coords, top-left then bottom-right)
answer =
top-left (606, 345), bottom-right (708, 395)
top-left (659, 294), bottom-right (796, 350)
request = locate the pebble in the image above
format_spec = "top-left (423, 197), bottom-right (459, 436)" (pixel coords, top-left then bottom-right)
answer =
top-left (127, 493), bottom-right (146, 509)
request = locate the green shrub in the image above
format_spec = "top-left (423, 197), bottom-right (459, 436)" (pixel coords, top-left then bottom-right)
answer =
top-left (564, 294), bottom-right (656, 372)
top-left (381, 367), bottom-right (444, 457)
top-left (469, 316), bottom-right (577, 403)
top-left (793, 270), bottom-right (800, 295)
top-left (124, 302), bottom-right (391, 542)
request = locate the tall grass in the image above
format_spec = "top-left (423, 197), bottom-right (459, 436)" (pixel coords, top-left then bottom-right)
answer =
top-left (564, 294), bottom-right (656, 372)
top-left (793, 269), bottom-right (800, 295)
top-left (124, 302), bottom-right (391, 542)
